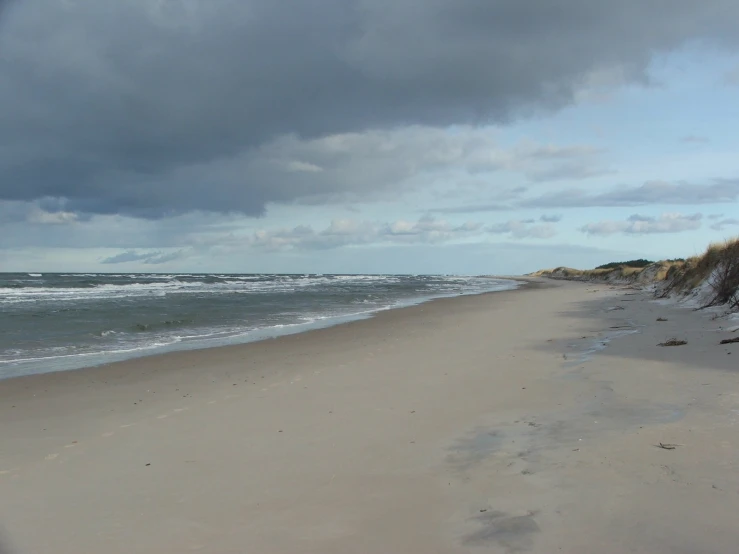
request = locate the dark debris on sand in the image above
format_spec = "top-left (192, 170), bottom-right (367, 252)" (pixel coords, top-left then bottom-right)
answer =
top-left (658, 339), bottom-right (687, 347)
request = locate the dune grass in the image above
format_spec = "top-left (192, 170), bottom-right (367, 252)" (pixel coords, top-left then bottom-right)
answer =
top-left (533, 237), bottom-right (739, 310)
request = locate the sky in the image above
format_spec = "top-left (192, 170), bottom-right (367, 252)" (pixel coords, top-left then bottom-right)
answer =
top-left (1, 0), bottom-right (738, 275)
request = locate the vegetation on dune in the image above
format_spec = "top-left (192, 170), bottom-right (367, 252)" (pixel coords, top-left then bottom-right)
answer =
top-left (532, 237), bottom-right (739, 311)
top-left (595, 259), bottom-right (654, 270)
top-left (529, 264), bottom-right (650, 281)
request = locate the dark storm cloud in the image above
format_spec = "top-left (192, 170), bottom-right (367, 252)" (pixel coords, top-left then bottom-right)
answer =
top-left (1, 0), bottom-right (738, 217)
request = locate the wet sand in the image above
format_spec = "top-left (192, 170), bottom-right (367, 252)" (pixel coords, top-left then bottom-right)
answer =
top-left (1, 279), bottom-right (738, 553)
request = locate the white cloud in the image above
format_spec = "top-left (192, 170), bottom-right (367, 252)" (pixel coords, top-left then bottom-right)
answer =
top-left (523, 179), bottom-right (739, 208)
top-left (710, 217), bottom-right (739, 231)
top-left (0, 126), bottom-right (611, 221)
top-left (502, 142), bottom-right (611, 182)
top-left (574, 65), bottom-right (631, 104)
top-left (101, 250), bottom-right (186, 265)
top-left (255, 128), bottom-right (610, 204)
top-left (540, 214), bottom-right (562, 223)
top-left (429, 203), bottom-right (511, 215)
top-left (489, 220), bottom-right (557, 239)
top-left (247, 215), bottom-right (485, 252)
top-left (580, 212), bottom-right (702, 236)
top-left (284, 160), bottom-right (324, 173)
top-left (27, 208), bottom-right (79, 225)
top-left (200, 214), bottom-right (559, 258)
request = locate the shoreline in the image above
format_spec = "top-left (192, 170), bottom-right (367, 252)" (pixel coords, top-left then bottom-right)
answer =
top-left (0, 276), bottom-right (526, 383)
top-left (2, 278), bottom-right (738, 553)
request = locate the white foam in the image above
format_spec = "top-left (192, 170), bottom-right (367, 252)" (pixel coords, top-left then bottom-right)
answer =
top-left (0, 275), bottom-right (519, 377)
top-left (3, 274), bottom-right (511, 305)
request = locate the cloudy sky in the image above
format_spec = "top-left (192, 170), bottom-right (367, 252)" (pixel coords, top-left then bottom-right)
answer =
top-left (1, 0), bottom-right (738, 274)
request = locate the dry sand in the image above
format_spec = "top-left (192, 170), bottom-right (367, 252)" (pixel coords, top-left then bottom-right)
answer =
top-left (1, 279), bottom-right (738, 553)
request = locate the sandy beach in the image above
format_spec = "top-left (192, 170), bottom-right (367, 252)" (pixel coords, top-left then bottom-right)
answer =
top-left (1, 279), bottom-right (738, 553)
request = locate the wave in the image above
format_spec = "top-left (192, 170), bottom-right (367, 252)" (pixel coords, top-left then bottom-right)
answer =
top-left (130, 319), bottom-right (195, 332)
top-left (0, 276), bottom-right (519, 377)
top-left (0, 274), bottom-right (436, 302)
top-left (1, 307), bottom-right (388, 370)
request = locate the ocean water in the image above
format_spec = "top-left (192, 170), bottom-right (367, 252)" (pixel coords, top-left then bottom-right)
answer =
top-left (0, 273), bottom-right (517, 378)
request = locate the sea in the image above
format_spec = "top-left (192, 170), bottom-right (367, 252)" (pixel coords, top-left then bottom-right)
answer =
top-left (0, 273), bottom-right (518, 379)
